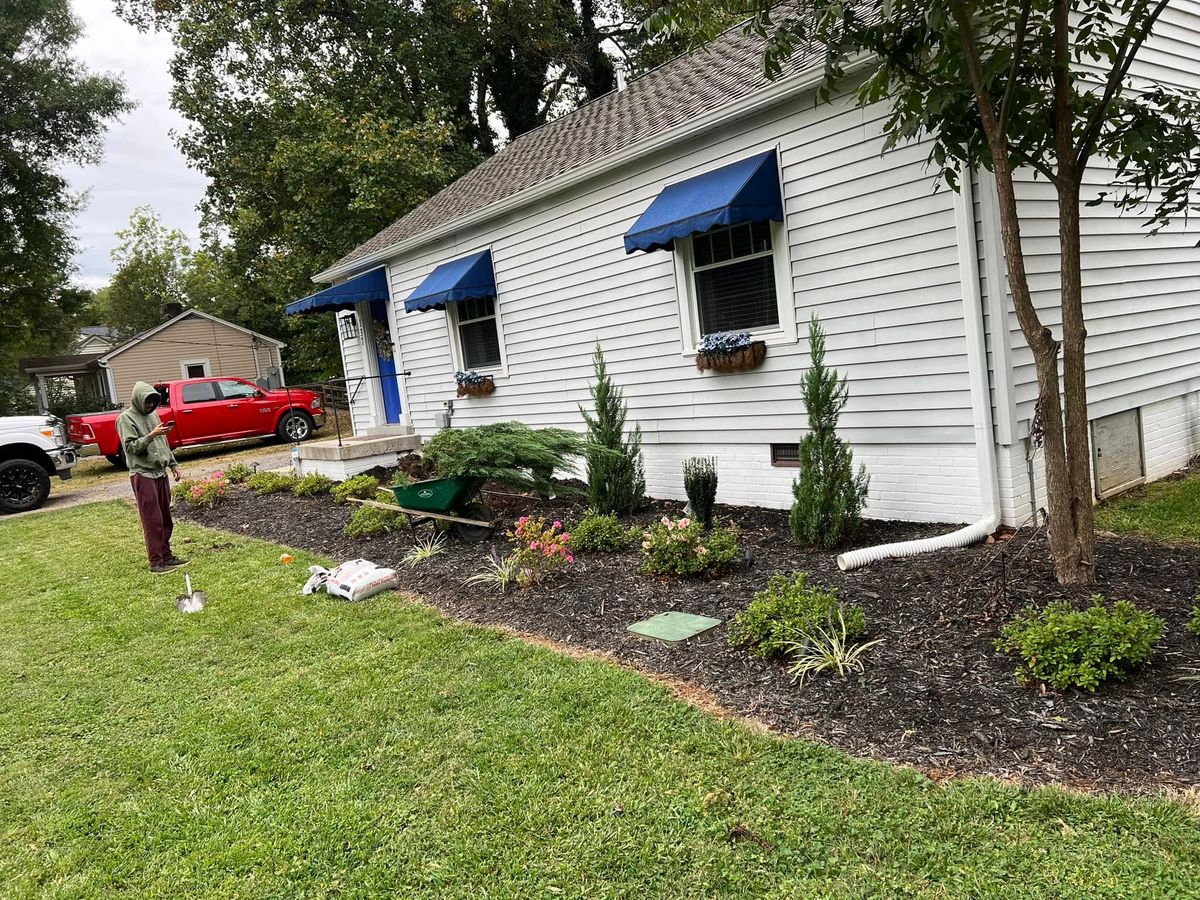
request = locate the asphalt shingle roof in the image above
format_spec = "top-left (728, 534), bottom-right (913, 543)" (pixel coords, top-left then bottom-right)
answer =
top-left (329, 21), bottom-right (826, 273)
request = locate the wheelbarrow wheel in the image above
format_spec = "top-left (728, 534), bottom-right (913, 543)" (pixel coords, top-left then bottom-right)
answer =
top-left (453, 503), bottom-right (494, 543)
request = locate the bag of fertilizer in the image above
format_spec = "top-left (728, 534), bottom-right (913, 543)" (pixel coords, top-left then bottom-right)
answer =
top-left (302, 559), bottom-right (398, 602)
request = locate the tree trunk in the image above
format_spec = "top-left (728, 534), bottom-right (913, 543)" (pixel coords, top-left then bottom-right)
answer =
top-left (1049, 0), bottom-right (1096, 584)
top-left (987, 149), bottom-right (1092, 584)
top-left (1052, 182), bottom-right (1096, 584)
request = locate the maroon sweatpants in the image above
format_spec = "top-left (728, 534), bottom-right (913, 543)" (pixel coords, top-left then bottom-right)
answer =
top-left (131, 474), bottom-right (173, 567)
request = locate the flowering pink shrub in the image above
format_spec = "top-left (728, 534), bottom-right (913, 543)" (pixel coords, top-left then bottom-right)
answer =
top-left (172, 471), bottom-right (229, 509)
top-left (509, 515), bottom-right (574, 587)
top-left (640, 515), bottom-right (740, 577)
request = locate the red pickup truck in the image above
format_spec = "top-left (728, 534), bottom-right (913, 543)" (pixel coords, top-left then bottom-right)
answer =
top-left (67, 377), bottom-right (326, 468)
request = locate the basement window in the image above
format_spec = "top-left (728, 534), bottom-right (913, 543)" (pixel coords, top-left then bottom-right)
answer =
top-left (770, 443), bottom-right (800, 467)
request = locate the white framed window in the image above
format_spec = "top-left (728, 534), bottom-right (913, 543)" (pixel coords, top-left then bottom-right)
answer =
top-left (449, 295), bottom-right (505, 372)
top-left (672, 219), bottom-right (796, 353)
top-left (180, 358), bottom-right (212, 379)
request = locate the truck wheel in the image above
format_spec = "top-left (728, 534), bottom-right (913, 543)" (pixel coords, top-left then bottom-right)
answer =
top-left (0, 458), bottom-right (52, 514)
top-left (105, 447), bottom-right (127, 469)
top-left (277, 410), bottom-right (314, 443)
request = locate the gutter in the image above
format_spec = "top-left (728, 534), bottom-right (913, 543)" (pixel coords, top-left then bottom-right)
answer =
top-left (314, 54), bottom-right (874, 284)
top-left (837, 164), bottom-right (1001, 571)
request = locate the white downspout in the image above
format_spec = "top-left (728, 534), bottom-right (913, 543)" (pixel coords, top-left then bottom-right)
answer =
top-left (838, 165), bottom-right (1001, 571)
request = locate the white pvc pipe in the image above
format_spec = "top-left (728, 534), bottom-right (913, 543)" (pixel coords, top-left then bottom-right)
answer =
top-left (838, 165), bottom-right (1001, 572)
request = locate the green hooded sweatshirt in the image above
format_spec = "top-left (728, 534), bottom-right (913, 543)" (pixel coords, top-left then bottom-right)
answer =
top-left (116, 381), bottom-right (178, 477)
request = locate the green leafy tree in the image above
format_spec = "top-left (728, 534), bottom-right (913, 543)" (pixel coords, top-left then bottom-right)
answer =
top-left (651, 1), bottom-right (1200, 585)
top-left (580, 345), bottom-right (645, 515)
top-left (790, 315), bottom-right (868, 550)
top-left (101, 206), bottom-right (194, 339)
top-left (0, 0), bottom-right (128, 392)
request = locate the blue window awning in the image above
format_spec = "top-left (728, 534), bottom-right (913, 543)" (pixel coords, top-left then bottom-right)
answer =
top-left (286, 267), bottom-right (389, 315)
top-left (623, 149), bottom-right (784, 254)
top-left (404, 249), bottom-right (496, 313)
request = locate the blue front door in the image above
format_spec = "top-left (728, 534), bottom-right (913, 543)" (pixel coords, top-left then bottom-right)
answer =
top-left (369, 299), bottom-right (402, 424)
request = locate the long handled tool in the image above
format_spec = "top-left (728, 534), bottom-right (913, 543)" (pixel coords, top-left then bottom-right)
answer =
top-left (176, 573), bottom-right (206, 613)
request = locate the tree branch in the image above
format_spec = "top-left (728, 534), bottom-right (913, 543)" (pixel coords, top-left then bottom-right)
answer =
top-left (997, 0), bottom-right (1033, 136)
top-left (1075, 0), bottom-right (1171, 167)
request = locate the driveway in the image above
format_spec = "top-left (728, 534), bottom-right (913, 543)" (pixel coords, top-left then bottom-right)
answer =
top-left (22, 440), bottom-right (297, 518)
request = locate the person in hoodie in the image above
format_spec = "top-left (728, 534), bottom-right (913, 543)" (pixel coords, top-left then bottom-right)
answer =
top-left (116, 381), bottom-right (185, 574)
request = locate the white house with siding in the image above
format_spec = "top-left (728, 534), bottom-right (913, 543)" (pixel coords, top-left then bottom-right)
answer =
top-left (289, 6), bottom-right (1200, 528)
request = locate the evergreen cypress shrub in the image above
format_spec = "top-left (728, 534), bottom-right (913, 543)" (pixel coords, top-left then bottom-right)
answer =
top-left (682, 456), bottom-right (718, 528)
top-left (580, 345), bottom-right (644, 515)
top-left (790, 314), bottom-right (869, 549)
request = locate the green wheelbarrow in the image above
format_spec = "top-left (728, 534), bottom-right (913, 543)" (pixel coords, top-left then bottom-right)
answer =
top-left (388, 476), bottom-right (495, 542)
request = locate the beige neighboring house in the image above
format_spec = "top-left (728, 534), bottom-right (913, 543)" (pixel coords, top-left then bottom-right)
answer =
top-left (98, 309), bottom-right (286, 404)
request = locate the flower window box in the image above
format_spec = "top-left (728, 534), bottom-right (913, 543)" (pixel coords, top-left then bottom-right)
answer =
top-left (455, 370), bottom-right (495, 397)
top-left (695, 331), bottom-right (767, 373)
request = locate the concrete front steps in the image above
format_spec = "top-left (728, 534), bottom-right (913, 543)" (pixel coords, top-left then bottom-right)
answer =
top-left (293, 424), bottom-right (420, 481)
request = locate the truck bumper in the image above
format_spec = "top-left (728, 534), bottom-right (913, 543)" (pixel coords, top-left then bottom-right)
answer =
top-left (313, 411), bottom-right (326, 429)
top-left (50, 447), bottom-right (77, 479)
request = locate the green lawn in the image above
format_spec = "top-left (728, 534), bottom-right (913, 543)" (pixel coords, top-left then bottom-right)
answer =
top-left (1096, 471), bottom-right (1200, 543)
top-left (1, 505), bottom-right (1198, 899)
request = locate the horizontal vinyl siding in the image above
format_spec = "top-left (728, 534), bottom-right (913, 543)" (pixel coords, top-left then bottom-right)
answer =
top-left (1005, 1), bottom-right (1200, 431)
top-left (386, 88), bottom-right (977, 519)
top-left (107, 315), bottom-right (267, 403)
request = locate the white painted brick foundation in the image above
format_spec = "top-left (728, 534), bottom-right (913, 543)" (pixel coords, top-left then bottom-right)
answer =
top-left (994, 390), bottom-right (1200, 527)
top-left (640, 442), bottom-right (983, 525)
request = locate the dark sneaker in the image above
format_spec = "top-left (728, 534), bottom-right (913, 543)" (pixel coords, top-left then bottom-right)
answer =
top-left (150, 560), bottom-right (184, 574)
top-left (164, 556), bottom-right (188, 567)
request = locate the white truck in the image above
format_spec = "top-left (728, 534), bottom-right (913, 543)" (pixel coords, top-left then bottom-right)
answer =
top-left (0, 415), bottom-right (77, 514)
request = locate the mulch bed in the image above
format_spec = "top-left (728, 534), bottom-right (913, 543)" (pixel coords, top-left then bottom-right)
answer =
top-left (177, 484), bottom-right (1200, 795)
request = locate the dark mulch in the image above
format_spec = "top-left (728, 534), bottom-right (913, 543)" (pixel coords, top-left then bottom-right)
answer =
top-left (178, 485), bottom-right (1200, 795)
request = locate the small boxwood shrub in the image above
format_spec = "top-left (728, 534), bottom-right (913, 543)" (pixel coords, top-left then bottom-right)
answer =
top-left (344, 503), bottom-right (407, 538)
top-left (639, 516), bottom-right (740, 577)
top-left (246, 471), bottom-right (297, 495)
top-left (332, 474), bottom-right (382, 504)
top-left (224, 462), bottom-right (253, 484)
top-left (570, 511), bottom-right (638, 553)
top-left (728, 573), bottom-right (865, 659)
top-left (293, 472), bottom-right (334, 497)
top-left (995, 596), bottom-right (1165, 691)
top-left (1188, 603), bottom-right (1200, 638)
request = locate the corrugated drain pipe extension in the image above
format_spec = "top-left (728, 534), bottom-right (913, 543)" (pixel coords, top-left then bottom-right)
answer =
top-left (837, 166), bottom-right (1001, 571)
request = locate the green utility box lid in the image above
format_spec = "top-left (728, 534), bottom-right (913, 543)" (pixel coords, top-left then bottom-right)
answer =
top-left (627, 611), bottom-right (722, 644)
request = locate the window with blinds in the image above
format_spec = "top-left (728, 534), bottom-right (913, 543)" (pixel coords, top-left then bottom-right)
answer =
top-left (691, 220), bottom-right (779, 334)
top-left (454, 295), bottom-right (502, 369)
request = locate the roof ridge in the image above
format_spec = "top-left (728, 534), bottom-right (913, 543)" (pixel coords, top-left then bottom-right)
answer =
top-left (322, 11), bottom-right (827, 278)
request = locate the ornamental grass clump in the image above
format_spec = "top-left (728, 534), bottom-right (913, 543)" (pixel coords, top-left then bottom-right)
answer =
top-left (682, 456), bottom-right (718, 529)
top-left (995, 596), bottom-right (1165, 691)
top-left (509, 515), bottom-right (574, 587)
top-left (639, 516), bottom-right (740, 577)
top-left (422, 421), bottom-right (587, 494)
top-left (172, 471), bottom-right (229, 508)
top-left (580, 345), bottom-right (644, 515)
top-left (728, 572), bottom-right (865, 659)
top-left (790, 314), bottom-right (869, 550)
top-left (246, 471), bottom-right (297, 495)
top-left (569, 510), bottom-right (638, 553)
top-left (331, 474), bottom-right (382, 504)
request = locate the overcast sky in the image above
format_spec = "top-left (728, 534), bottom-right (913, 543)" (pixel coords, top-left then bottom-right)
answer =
top-left (63, 1), bottom-right (207, 291)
